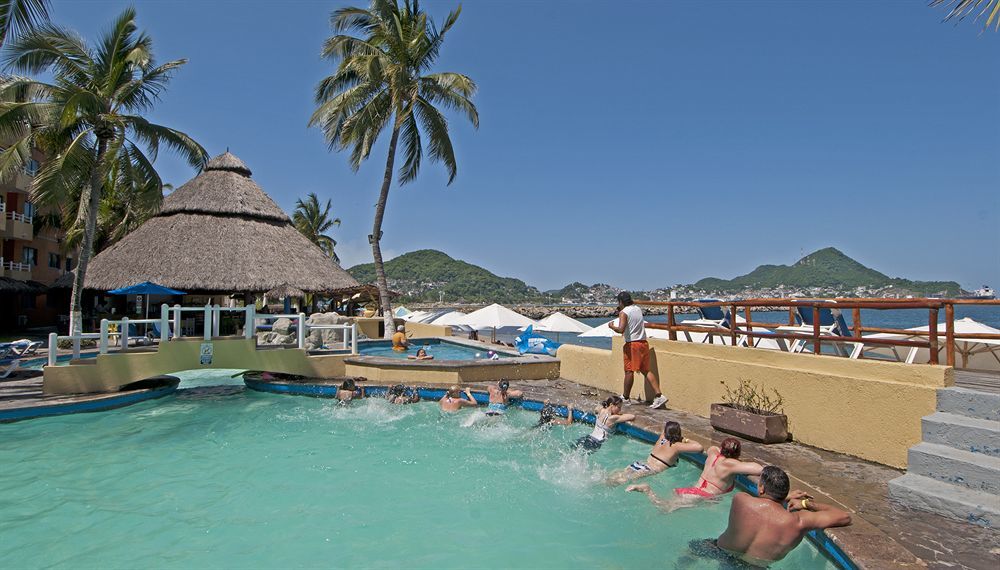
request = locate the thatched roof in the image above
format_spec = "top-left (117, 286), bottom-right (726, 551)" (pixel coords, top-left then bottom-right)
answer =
top-left (266, 283), bottom-right (306, 299)
top-left (329, 283), bottom-right (400, 301)
top-left (0, 277), bottom-right (45, 293)
top-left (83, 151), bottom-right (359, 294)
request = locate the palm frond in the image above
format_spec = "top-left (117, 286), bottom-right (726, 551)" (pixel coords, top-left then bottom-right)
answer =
top-left (0, 0), bottom-right (50, 47)
top-left (931, 0), bottom-right (1000, 31)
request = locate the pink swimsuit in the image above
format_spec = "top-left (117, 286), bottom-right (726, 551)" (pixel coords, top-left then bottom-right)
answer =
top-left (674, 455), bottom-right (734, 498)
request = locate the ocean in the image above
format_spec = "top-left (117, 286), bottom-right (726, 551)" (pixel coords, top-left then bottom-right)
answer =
top-left (542, 305), bottom-right (1000, 350)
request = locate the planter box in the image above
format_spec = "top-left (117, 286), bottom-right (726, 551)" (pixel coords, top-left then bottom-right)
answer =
top-left (710, 403), bottom-right (788, 444)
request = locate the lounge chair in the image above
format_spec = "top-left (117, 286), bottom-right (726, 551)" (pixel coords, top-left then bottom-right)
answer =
top-left (2, 339), bottom-right (41, 357)
top-left (149, 321), bottom-right (174, 341)
top-left (776, 300), bottom-right (855, 356)
top-left (0, 345), bottom-right (20, 378)
top-left (679, 299), bottom-right (734, 344)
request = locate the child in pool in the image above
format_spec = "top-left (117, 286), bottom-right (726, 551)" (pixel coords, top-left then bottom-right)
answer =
top-left (407, 348), bottom-right (434, 360)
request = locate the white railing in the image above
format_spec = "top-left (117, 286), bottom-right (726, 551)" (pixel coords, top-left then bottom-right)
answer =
top-left (47, 332), bottom-right (102, 366)
top-left (44, 304), bottom-right (359, 367)
top-left (6, 211), bottom-right (32, 223)
top-left (0, 201), bottom-right (5, 214)
top-left (1, 258), bottom-right (30, 272)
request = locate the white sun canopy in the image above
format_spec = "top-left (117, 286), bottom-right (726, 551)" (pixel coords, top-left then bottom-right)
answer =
top-left (521, 311), bottom-right (592, 334)
top-left (578, 320), bottom-right (671, 339)
top-left (853, 317), bottom-right (1000, 370)
top-left (456, 303), bottom-right (537, 330)
top-left (430, 311), bottom-right (470, 326)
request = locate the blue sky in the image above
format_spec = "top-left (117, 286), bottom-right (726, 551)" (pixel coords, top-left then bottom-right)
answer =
top-left (50, 0), bottom-right (998, 291)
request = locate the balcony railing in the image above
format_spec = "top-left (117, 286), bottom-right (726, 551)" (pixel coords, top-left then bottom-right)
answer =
top-left (1, 257), bottom-right (31, 273)
top-left (6, 211), bottom-right (32, 223)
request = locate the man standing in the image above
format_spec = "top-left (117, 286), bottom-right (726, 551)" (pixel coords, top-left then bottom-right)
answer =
top-left (608, 292), bottom-right (668, 409)
top-left (716, 466), bottom-right (852, 566)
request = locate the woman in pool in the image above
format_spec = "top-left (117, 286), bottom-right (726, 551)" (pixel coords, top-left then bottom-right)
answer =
top-left (385, 384), bottom-right (420, 404)
top-left (407, 348), bottom-right (434, 360)
top-left (536, 401), bottom-right (574, 428)
top-left (607, 421), bottom-right (703, 485)
top-left (336, 378), bottom-right (363, 403)
top-left (572, 395), bottom-right (635, 452)
top-left (485, 380), bottom-right (523, 416)
top-left (439, 385), bottom-right (477, 412)
top-left (670, 437), bottom-right (763, 499)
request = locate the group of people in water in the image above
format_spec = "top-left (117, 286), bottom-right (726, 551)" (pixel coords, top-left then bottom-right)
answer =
top-left (333, 378), bottom-right (851, 567)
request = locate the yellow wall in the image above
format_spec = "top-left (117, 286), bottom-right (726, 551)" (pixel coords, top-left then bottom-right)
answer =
top-left (558, 338), bottom-right (951, 467)
top-left (404, 321), bottom-right (453, 338)
top-left (344, 359), bottom-right (558, 385)
top-left (44, 338), bottom-right (348, 395)
top-left (353, 318), bottom-right (384, 339)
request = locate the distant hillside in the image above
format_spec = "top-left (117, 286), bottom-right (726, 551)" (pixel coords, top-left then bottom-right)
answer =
top-left (693, 248), bottom-right (962, 296)
top-left (348, 250), bottom-right (544, 303)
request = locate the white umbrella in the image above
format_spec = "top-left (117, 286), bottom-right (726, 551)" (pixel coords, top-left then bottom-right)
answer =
top-left (520, 311), bottom-right (591, 341)
top-left (854, 317), bottom-right (1000, 370)
top-left (430, 311), bottom-right (469, 326)
top-left (456, 303), bottom-right (537, 342)
top-left (579, 321), bottom-right (671, 339)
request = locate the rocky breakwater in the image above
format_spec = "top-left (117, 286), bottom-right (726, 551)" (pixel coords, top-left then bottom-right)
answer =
top-left (513, 305), bottom-right (672, 319)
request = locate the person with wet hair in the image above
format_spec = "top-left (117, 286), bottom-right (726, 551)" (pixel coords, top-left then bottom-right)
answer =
top-left (709, 466), bottom-right (852, 566)
top-left (572, 395), bottom-right (635, 452)
top-left (673, 437), bottom-right (763, 498)
top-left (609, 421), bottom-right (703, 485)
top-left (536, 400), bottom-right (574, 428)
top-left (439, 385), bottom-right (477, 412)
top-left (407, 347), bottom-right (434, 360)
top-left (385, 384), bottom-right (420, 404)
top-left (336, 378), bottom-right (363, 403)
top-left (485, 379), bottom-right (523, 416)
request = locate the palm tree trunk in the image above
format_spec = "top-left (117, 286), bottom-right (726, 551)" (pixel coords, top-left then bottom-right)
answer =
top-left (372, 123), bottom-right (400, 339)
top-left (68, 137), bottom-right (108, 336)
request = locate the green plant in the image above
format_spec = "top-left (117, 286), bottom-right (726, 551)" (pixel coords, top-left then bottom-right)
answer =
top-left (721, 378), bottom-right (784, 416)
top-left (57, 338), bottom-right (96, 350)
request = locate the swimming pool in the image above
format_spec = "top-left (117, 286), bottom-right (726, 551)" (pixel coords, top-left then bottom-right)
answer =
top-left (0, 375), bottom-right (836, 568)
top-left (358, 338), bottom-right (514, 360)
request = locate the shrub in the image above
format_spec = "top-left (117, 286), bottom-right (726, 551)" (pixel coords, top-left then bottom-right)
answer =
top-left (721, 378), bottom-right (784, 415)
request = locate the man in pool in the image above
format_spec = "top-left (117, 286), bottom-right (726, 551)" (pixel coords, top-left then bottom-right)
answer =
top-left (439, 385), bottom-right (478, 412)
top-left (710, 466), bottom-right (852, 567)
top-left (485, 380), bottom-right (522, 416)
top-left (392, 325), bottom-right (409, 352)
top-left (607, 292), bottom-right (668, 409)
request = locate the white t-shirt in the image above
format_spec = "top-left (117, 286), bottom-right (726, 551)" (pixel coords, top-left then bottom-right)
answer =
top-left (621, 304), bottom-right (646, 343)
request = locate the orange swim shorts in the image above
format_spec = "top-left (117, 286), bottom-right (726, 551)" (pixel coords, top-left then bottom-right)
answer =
top-left (623, 340), bottom-right (649, 372)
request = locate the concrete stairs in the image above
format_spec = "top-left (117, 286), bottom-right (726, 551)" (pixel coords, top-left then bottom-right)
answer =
top-left (888, 387), bottom-right (1000, 528)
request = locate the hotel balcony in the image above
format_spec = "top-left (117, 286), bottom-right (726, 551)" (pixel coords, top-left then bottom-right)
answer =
top-left (0, 201), bottom-right (5, 232)
top-left (1, 211), bottom-right (32, 240)
top-left (0, 257), bottom-right (31, 281)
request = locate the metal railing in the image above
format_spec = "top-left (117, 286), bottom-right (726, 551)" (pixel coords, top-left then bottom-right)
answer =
top-left (45, 304), bottom-right (360, 367)
top-left (636, 297), bottom-right (1000, 367)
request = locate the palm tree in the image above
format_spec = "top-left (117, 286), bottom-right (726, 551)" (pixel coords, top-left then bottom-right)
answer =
top-left (309, 0), bottom-right (478, 337)
top-left (931, 0), bottom-right (1000, 31)
top-left (293, 192), bottom-right (342, 264)
top-left (0, 0), bottom-right (49, 47)
top-left (0, 7), bottom-right (207, 336)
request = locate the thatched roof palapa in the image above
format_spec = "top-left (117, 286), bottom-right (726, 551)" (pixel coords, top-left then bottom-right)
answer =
top-left (0, 277), bottom-right (45, 293)
top-left (84, 152), bottom-right (359, 293)
top-left (266, 284), bottom-right (306, 299)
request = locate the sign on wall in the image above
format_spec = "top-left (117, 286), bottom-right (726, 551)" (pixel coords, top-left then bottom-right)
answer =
top-left (200, 342), bottom-right (213, 366)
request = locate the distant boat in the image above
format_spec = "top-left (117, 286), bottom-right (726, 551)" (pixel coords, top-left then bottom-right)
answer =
top-left (957, 285), bottom-right (996, 300)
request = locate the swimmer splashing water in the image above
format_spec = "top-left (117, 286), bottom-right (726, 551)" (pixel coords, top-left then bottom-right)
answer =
top-left (485, 380), bottom-right (522, 416)
top-left (572, 396), bottom-right (634, 452)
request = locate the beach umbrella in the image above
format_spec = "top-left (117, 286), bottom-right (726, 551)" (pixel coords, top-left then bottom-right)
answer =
top-left (108, 281), bottom-right (186, 331)
top-left (855, 317), bottom-right (1000, 370)
top-left (456, 303), bottom-right (537, 343)
top-left (430, 311), bottom-right (470, 326)
top-left (520, 311), bottom-right (592, 341)
top-left (578, 321), bottom-right (671, 339)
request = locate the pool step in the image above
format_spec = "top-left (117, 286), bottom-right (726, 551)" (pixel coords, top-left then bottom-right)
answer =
top-left (907, 442), bottom-right (1000, 494)
top-left (888, 473), bottom-right (1000, 528)
top-left (936, 387), bottom-right (1000, 422)
top-left (922, 411), bottom-right (1000, 457)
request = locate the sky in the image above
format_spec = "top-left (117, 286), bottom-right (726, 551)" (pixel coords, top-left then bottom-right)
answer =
top-left (48, 0), bottom-right (999, 291)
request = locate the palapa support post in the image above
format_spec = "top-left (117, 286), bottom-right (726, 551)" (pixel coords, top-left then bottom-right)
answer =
top-left (812, 306), bottom-right (821, 355)
top-left (929, 308), bottom-right (939, 365)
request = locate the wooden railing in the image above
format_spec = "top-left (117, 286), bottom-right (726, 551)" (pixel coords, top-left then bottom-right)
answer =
top-left (636, 297), bottom-right (1000, 367)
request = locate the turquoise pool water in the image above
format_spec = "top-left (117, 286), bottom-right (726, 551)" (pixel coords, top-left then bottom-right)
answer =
top-left (358, 340), bottom-right (511, 360)
top-left (0, 372), bottom-right (836, 569)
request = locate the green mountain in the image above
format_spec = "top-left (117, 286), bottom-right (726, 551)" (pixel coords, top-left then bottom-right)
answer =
top-left (348, 249), bottom-right (544, 303)
top-left (693, 247), bottom-right (961, 296)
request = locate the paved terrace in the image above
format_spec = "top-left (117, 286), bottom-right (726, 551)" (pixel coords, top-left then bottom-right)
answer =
top-left (1, 363), bottom-right (998, 569)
